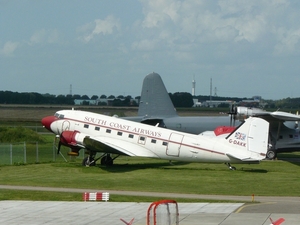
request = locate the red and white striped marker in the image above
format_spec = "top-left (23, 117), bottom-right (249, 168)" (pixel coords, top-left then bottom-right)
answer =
top-left (83, 192), bottom-right (109, 201)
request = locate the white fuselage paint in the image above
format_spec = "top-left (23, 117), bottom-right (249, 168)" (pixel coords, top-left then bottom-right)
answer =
top-left (48, 110), bottom-right (268, 164)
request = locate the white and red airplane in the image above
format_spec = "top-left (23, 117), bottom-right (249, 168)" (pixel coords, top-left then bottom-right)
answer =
top-left (41, 109), bottom-right (269, 170)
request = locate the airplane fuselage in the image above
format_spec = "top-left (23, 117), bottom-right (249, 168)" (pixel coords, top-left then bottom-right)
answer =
top-left (42, 109), bottom-right (268, 165)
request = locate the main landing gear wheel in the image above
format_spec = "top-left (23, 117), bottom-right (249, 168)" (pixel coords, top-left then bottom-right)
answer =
top-left (101, 155), bottom-right (113, 166)
top-left (82, 156), bottom-right (96, 167)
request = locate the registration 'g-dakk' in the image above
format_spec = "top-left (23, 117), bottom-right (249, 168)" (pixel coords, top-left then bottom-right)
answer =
top-left (42, 109), bottom-right (269, 170)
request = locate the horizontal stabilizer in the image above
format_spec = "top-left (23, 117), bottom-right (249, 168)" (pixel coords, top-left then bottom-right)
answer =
top-left (226, 153), bottom-right (260, 164)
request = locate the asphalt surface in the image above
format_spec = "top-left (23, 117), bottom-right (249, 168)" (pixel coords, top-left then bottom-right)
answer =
top-left (0, 185), bottom-right (300, 224)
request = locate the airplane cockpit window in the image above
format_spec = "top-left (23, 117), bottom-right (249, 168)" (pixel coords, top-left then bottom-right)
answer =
top-left (54, 113), bottom-right (64, 119)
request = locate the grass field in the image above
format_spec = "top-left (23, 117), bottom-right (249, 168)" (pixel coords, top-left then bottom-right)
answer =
top-left (0, 154), bottom-right (300, 201)
top-left (1, 105), bottom-right (300, 202)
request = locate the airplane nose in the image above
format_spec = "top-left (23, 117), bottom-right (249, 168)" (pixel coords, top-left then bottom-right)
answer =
top-left (41, 116), bottom-right (58, 132)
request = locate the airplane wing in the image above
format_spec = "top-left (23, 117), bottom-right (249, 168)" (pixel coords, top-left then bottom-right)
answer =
top-left (83, 136), bottom-right (159, 158)
top-left (237, 107), bottom-right (300, 122)
top-left (252, 111), bottom-right (300, 122)
top-left (249, 111), bottom-right (300, 131)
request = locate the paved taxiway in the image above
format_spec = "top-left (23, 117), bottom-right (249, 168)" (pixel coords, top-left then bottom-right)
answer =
top-left (0, 185), bottom-right (299, 224)
top-left (1, 201), bottom-right (300, 225)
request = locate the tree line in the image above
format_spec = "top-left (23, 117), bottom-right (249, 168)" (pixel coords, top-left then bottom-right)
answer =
top-left (0, 91), bottom-right (195, 107)
top-left (0, 90), bottom-right (300, 109)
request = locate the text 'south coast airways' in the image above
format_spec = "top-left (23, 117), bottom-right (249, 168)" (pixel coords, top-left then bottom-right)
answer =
top-left (84, 116), bottom-right (162, 138)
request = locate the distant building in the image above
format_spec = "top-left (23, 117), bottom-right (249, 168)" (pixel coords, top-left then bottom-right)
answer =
top-left (239, 96), bottom-right (262, 107)
top-left (74, 99), bottom-right (98, 105)
top-left (201, 100), bottom-right (232, 108)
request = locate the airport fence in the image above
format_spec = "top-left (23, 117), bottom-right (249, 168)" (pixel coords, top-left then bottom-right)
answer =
top-left (0, 141), bottom-right (85, 165)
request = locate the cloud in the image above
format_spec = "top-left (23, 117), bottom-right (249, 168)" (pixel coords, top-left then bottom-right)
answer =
top-left (132, 39), bottom-right (158, 51)
top-left (273, 28), bottom-right (300, 55)
top-left (136, 0), bottom-right (300, 60)
top-left (78, 15), bottom-right (120, 43)
top-left (141, 0), bottom-right (182, 28)
top-left (0, 41), bottom-right (20, 56)
top-left (29, 29), bottom-right (59, 45)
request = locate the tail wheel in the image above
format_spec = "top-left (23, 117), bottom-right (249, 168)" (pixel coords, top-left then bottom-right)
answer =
top-left (266, 150), bottom-right (277, 160)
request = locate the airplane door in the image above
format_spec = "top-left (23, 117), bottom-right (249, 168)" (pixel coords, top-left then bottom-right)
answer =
top-left (166, 133), bottom-right (184, 157)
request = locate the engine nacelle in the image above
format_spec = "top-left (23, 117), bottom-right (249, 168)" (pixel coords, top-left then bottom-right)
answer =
top-left (60, 130), bottom-right (86, 147)
top-left (237, 106), bottom-right (265, 117)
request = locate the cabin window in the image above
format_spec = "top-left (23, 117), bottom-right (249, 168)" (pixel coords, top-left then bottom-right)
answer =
top-left (139, 136), bottom-right (145, 141)
top-left (138, 136), bottom-right (146, 145)
top-left (151, 139), bottom-right (157, 144)
top-left (84, 124), bottom-right (89, 129)
top-left (162, 141), bottom-right (168, 146)
top-left (117, 131), bottom-right (123, 136)
top-left (95, 127), bottom-right (100, 131)
top-left (106, 129), bottom-right (111, 133)
top-left (176, 123), bottom-right (181, 128)
top-left (128, 134), bottom-right (134, 138)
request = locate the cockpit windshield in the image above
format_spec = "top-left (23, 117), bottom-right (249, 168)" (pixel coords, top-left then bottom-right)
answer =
top-left (54, 113), bottom-right (64, 119)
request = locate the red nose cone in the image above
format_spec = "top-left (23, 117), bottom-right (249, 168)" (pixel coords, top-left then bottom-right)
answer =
top-left (41, 116), bottom-right (57, 132)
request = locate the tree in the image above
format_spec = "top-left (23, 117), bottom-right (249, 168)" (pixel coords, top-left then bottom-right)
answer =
top-left (73, 94), bottom-right (81, 99)
top-left (170, 92), bottom-right (194, 107)
top-left (91, 95), bottom-right (98, 100)
top-left (81, 95), bottom-right (90, 100)
top-left (107, 95), bottom-right (115, 99)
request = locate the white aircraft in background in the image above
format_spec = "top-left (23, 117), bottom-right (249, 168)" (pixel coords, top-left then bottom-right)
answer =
top-left (236, 106), bottom-right (300, 159)
top-left (41, 109), bottom-right (269, 170)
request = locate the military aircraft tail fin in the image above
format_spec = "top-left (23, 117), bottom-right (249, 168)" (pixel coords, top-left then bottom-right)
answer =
top-left (138, 72), bottom-right (178, 118)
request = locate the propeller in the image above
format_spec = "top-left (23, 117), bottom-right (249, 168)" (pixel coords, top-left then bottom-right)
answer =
top-left (295, 111), bottom-right (299, 130)
top-left (228, 103), bottom-right (237, 126)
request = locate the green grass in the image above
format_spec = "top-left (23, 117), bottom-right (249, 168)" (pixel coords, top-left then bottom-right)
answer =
top-left (0, 154), bottom-right (300, 202)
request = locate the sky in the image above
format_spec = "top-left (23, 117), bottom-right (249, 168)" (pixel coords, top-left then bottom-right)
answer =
top-left (1, 0), bottom-right (300, 100)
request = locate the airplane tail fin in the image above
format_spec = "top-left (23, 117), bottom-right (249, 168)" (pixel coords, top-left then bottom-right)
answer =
top-left (138, 72), bottom-right (177, 118)
top-left (224, 117), bottom-right (269, 162)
